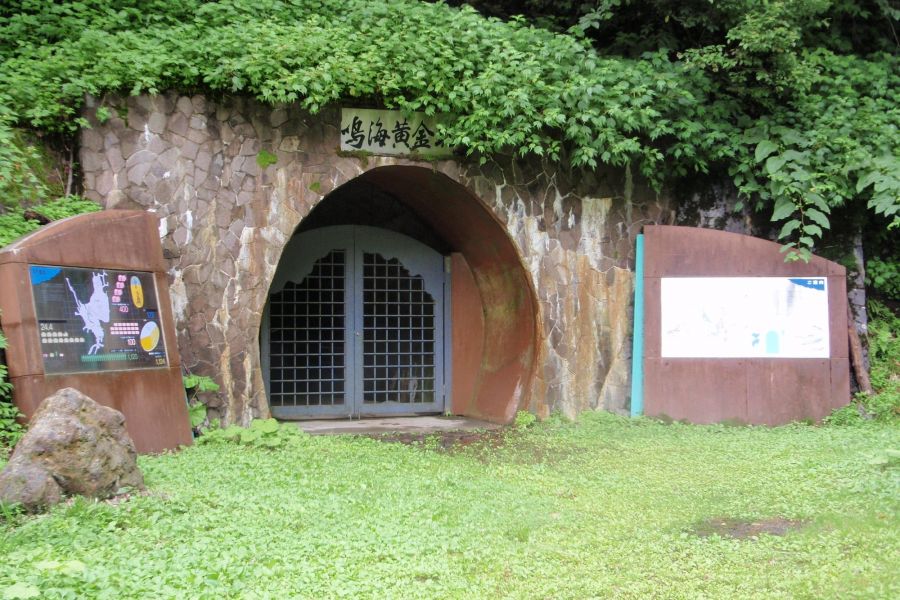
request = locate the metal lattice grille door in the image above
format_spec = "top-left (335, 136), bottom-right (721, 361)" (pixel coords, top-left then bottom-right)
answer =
top-left (362, 253), bottom-right (436, 407)
top-left (264, 225), bottom-right (446, 419)
top-left (267, 250), bottom-right (347, 414)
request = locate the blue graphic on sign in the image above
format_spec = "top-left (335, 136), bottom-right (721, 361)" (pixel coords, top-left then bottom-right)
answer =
top-left (789, 278), bottom-right (826, 291)
top-left (29, 265), bottom-right (61, 286)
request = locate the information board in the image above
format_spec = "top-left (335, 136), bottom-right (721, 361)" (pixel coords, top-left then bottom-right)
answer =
top-left (29, 265), bottom-right (168, 373)
top-left (661, 277), bottom-right (830, 358)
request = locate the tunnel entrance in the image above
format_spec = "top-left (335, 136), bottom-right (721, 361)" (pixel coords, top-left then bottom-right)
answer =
top-left (262, 166), bottom-right (539, 424)
top-left (263, 225), bottom-right (447, 418)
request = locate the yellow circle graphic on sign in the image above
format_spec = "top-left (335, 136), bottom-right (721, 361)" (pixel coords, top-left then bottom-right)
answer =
top-left (130, 276), bottom-right (144, 308)
top-left (140, 321), bottom-right (160, 352)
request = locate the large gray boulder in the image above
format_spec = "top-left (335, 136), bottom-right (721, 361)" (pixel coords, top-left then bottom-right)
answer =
top-left (0, 388), bottom-right (144, 511)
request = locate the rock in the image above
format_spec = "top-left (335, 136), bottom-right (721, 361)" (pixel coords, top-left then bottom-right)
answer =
top-left (0, 388), bottom-right (144, 511)
top-left (0, 463), bottom-right (63, 509)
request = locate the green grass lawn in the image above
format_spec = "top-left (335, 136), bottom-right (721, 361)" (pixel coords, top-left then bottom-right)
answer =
top-left (1, 413), bottom-right (898, 599)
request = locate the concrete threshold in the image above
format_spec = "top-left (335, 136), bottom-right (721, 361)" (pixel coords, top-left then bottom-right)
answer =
top-left (292, 415), bottom-right (501, 436)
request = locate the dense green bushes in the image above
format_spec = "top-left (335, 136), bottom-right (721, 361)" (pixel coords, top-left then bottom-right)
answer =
top-left (0, 313), bottom-right (24, 451)
top-left (0, 0), bottom-right (896, 258)
top-left (0, 195), bottom-right (100, 247)
top-left (864, 302), bottom-right (900, 421)
top-left (828, 301), bottom-right (900, 425)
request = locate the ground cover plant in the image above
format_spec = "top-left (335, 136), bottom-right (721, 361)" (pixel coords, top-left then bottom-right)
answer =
top-left (1, 414), bottom-right (897, 598)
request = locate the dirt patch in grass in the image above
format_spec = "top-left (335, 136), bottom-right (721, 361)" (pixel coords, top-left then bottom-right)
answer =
top-left (365, 429), bottom-right (587, 466)
top-left (364, 428), bottom-right (509, 451)
top-left (692, 517), bottom-right (807, 539)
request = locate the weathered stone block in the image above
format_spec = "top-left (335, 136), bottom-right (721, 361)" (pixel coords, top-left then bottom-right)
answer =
top-left (279, 135), bottom-right (301, 152)
top-left (191, 95), bottom-right (207, 113)
top-left (81, 128), bottom-right (104, 152)
top-left (176, 96), bottom-right (194, 116)
top-left (107, 146), bottom-right (126, 173)
top-left (189, 115), bottom-right (207, 131)
top-left (146, 135), bottom-right (168, 155)
top-left (80, 150), bottom-right (107, 173)
top-left (127, 162), bottom-right (152, 186)
top-left (168, 111), bottom-right (190, 138)
top-left (180, 139), bottom-right (200, 161)
top-left (153, 179), bottom-right (175, 202)
top-left (96, 171), bottom-right (115, 196)
top-left (187, 127), bottom-right (208, 144)
top-left (148, 111), bottom-right (167, 134)
top-left (173, 226), bottom-right (190, 247)
top-left (125, 149), bottom-right (155, 168)
top-left (239, 138), bottom-right (260, 156)
top-left (195, 149), bottom-right (213, 174)
top-left (242, 159), bottom-right (260, 177)
top-left (118, 130), bottom-right (141, 159)
top-left (156, 147), bottom-right (181, 173)
top-left (133, 95), bottom-right (157, 113)
top-left (270, 108), bottom-right (289, 128)
top-left (236, 191), bottom-right (254, 206)
top-left (126, 107), bottom-right (149, 132)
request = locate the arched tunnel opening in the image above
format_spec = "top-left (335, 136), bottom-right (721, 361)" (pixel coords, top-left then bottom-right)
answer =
top-left (262, 166), bottom-right (539, 423)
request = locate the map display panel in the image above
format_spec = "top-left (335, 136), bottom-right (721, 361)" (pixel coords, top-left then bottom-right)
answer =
top-left (29, 265), bottom-right (168, 373)
top-left (661, 277), bottom-right (830, 358)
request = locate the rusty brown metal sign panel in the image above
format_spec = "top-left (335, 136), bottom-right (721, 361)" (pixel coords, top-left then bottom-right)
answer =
top-left (642, 226), bottom-right (849, 425)
top-left (0, 210), bottom-right (192, 452)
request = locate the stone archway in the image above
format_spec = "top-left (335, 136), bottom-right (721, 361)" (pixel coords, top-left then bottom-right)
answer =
top-left (258, 165), bottom-right (540, 423)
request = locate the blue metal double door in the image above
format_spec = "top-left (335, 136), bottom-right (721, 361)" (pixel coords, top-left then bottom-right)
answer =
top-left (264, 226), bottom-right (447, 419)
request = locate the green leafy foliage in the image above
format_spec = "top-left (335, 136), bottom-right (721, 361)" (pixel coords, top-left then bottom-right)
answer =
top-left (0, 312), bottom-right (24, 451)
top-left (196, 418), bottom-right (306, 449)
top-left (0, 1), bottom-right (895, 256)
top-left (866, 258), bottom-right (900, 301)
top-left (734, 51), bottom-right (899, 259)
top-left (1, 415), bottom-right (898, 597)
top-left (513, 409), bottom-right (537, 430)
top-left (255, 150), bottom-right (277, 169)
top-left (0, 92), bottom-right (59, 209)
top-left (186, 403), bottom-right (206, 429)
top-left (0, 124), bottom-right (48, 209)
top-left (0, 196), bottom-right (100, 247)
top-left (865, 301), bottom-right (900, 419)
top-left (182, 374), bottom-right (220, 394)
top-left (2, 582), bottom-right (39, 600)
top-left (182, 374), bottom-right (220, 429)
top-left (827, 300), bottom-right (900, 425)
top-left (0, 400), bottom-right (23, 451)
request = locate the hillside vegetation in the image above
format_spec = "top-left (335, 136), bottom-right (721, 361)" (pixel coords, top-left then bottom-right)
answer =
top-left (0, 0), bottom-right (896, 259)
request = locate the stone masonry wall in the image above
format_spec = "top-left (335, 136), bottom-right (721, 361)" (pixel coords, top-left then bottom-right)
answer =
top-left (79, 93), bottom-right (671, 424)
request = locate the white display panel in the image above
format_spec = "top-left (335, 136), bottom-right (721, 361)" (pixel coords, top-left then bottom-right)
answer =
top-left (661, 277), bottom-right (830, 358)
